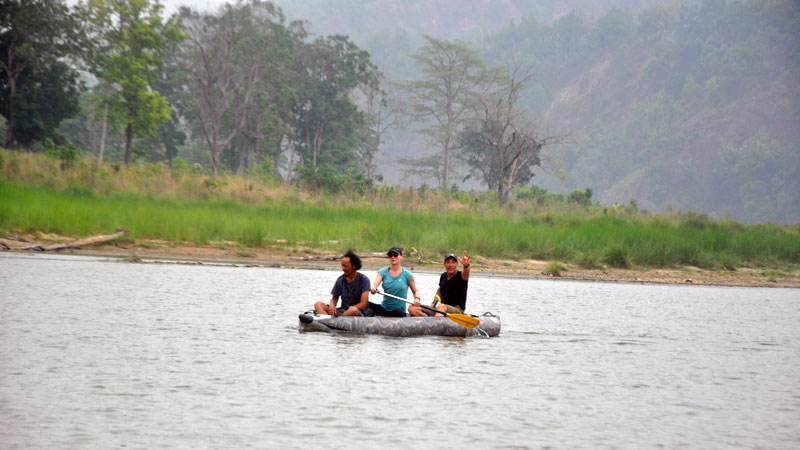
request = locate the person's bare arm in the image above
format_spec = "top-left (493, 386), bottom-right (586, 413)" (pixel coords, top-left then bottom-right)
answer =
top-left (370, 272), bottom-right (383, 294)
top-left (459, 251), bottom-right (471, 281)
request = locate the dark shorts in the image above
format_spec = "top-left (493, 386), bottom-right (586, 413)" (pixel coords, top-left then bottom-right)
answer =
top-left (336, 307), bottom-right (363, 316)
top-left (422, 302), bottom-right (464, 316)
top-left (366, 302), bottom-right (406, 317)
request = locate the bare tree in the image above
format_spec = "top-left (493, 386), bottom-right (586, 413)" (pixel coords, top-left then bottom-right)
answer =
top-left (357, 75), bottom-right (406, 181)
top-left (467, 65), bottom-right (569, 204)
top-left (175, 1), bottom-right (290, 177)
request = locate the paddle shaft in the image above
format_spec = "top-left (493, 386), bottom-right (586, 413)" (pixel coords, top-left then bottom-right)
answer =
top-left (376, 290), bottom-right (448, 316)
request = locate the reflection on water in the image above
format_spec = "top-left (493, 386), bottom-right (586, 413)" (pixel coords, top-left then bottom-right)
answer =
top-left (1, 253), bottom-right (798, 449)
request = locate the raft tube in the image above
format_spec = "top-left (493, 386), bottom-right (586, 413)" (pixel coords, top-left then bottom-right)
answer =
top-left (298, 312), bottom-right (500, 337)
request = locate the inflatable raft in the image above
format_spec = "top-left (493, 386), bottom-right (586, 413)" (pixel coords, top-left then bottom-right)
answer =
top-left (298, 312), bottom-right (501, 337)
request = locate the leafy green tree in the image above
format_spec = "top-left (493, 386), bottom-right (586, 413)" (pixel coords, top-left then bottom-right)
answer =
top-left (133, 110), bottom-right (185, 165)
top-left (289, 34), bottom-right (379, 173)
top-left (81, 0), bottom-right (183, 164)
top-left (401, 35), bottom-right (484, 189)
top-left (0, 55), bottom-right (81, 147)
top-left (0, 0), bottom-right (82, 148)
top-left (135, 55), bottom-right (185, 167)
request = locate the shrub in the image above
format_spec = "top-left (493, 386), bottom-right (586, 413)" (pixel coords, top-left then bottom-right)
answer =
top-left (604, 245), bottom-right (630, 268)
top-left (545, 260), bottom-right (565, 276)
top-left (567, 188), bottom-right (593, 206)
top-left (577, 251), bottom-right (604, 269)
top-left (44, 138), bottom-right (79, 169)
top-left (718, 253), bottom-right (739, 271)
top-left (679, 211), bottom-right (713, 230)
top-left (294, 164), bottom-right (373, 195)
top-left (513, 184), bottom-right (553, 204)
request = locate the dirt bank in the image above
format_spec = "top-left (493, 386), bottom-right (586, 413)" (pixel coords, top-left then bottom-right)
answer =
top-left (4, 233), bottom-right (797, 288)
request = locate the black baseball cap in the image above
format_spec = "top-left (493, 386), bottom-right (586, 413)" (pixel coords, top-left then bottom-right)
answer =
top-left (444, 253), bottom-right (458, 262)
top-left (387, 246), bottom-right (404, 256)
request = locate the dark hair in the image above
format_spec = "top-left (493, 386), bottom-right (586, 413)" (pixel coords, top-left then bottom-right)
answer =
top-left (343, 249), bottom-right (362, 270)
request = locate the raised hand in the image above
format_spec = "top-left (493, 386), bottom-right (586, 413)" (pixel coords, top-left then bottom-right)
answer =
top-left (459, 250), bottom-right (470, 267)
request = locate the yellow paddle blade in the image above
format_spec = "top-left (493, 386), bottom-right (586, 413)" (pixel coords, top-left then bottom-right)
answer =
top-left (447, 313), bottom-right (480, 328)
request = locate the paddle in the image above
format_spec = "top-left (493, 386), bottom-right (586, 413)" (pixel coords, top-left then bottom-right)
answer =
top-left (374, 290), bottom-right (479, 328)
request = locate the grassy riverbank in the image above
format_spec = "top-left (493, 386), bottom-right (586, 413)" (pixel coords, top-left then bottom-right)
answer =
top-left (1, 149), bottom-right (799, 281)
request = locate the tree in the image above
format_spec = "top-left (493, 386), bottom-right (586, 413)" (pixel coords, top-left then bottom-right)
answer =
top-left (591, 8), bottom-right (636, 52)
top-left (175, 0), bottom-right (294, 177)
top-left (229, 2), bottom-right (294, 175)
top-left (133, 110), bottom-right (184, 165)
top-left (464, 65), bottom-right (568, 204)
top-left (357, 74), bottom-right (404, 181)
top-left (82, 0), bottom-right (183, 164)
top-left (135, 52), bottom-right (185, 167)
top-left (289, 34), bottom-right (379, 174)
top-left (637, 4), bottom-right (676, 42)
top-left (0, 0), bottom-right (82, 148)
top-left (457, 123), bottom-right (533, 191)
top-left (401, 35), bottom-right (484, 189)
top-left (551, 10), bottom-right (592, 62)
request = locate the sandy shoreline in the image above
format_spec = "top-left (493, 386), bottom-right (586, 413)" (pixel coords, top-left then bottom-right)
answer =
top-left (4, 235), bottom-right (797, 288)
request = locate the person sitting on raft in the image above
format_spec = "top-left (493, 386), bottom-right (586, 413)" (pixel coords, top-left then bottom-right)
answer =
top-left (314, 250), bottom-right (370, 316)
top-left (409, 251), bottom-right (470, 317)
top-left (368, 246), bottom-right (420, 317)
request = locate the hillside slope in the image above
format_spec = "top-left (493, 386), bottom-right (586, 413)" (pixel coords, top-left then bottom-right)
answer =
top-left (542, 42), bottom-right (799, 223)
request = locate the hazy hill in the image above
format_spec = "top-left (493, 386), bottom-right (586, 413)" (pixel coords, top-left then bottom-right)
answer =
top-left (273, 0), bottom-right (799, 223)
top-left (485, 1), bottom-right (800, 223)
top-left (275, 0), bottom-right (680, 41)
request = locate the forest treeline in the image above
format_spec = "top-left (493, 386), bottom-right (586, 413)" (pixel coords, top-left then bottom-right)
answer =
top-left (1, 0), bottom-right (569, 205)
top-left (1, 0), bottom-right (384, 185)
top-left (1, 0), bottom-right (798, 223)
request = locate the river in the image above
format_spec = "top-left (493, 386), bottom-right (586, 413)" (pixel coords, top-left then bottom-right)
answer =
top-left (1, 252), bottom-right (798, 449)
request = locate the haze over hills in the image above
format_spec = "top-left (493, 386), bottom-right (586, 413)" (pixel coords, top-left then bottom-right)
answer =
top-left (270, 0), bottom-right (798, 224)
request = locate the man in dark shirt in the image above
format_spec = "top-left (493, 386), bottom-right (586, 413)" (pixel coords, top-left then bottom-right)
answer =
top-left (408, 251), bottom-right (471, 316)
top-left (314, 250), bottom-right (370, 316)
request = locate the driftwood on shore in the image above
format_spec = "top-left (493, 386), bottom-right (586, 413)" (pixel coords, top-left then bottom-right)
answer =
top-left (0, 227), bottom-right (129, 252)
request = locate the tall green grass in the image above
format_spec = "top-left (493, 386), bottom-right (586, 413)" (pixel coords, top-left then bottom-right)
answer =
top-left (2, 180), bottom-right (798, 269)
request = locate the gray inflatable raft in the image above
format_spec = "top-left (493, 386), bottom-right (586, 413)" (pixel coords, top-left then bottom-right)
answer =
top-left (298, 312), bottom-right (501, 337)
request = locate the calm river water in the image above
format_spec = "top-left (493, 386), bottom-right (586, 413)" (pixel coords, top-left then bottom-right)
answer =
top-left (1, 252), bottom-right (798, 449)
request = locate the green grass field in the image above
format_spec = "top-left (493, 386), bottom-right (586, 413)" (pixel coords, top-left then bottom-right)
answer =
top-left (2, 181), bottom-right (798, 270)
top-left (2, 149), bottom-right (799, 270)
